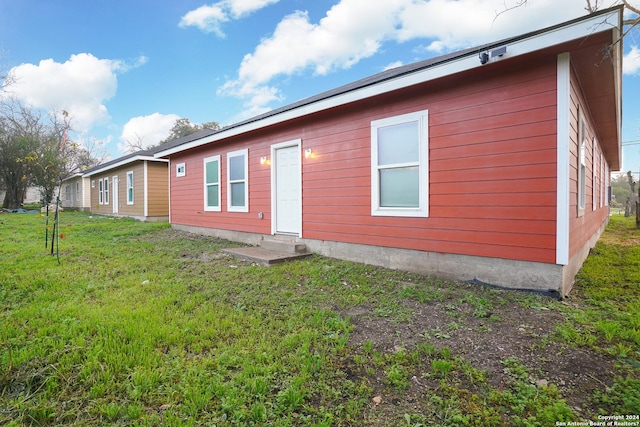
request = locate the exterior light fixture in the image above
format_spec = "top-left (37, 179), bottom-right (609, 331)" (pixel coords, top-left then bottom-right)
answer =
top-left (260, 156), bottom-right (269, 165)
top-left (304, 148), bottom-right (313, 159)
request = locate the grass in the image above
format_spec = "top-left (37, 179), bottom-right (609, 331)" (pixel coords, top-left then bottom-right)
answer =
top-left (0, 212), bottom-right (638, 425)
top-left (556, 214), bottom-right (640, 413)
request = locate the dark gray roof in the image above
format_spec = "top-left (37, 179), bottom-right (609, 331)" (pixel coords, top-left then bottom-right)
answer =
top-left (82, 147), bottom-right (157, 175)
top-left (83, 128), bottom-right (218, 175)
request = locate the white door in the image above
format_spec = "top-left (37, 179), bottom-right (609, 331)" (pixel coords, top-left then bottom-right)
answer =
top-left (112, 176), bottom-right (119, 214)
top-left (273, 142), bottom-right (301, 235)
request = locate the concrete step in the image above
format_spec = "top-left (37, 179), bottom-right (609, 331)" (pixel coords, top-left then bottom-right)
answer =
top-left (221, 246), bottom-right (311, 266)
top-left (260, 238), bottom-right (308, 254)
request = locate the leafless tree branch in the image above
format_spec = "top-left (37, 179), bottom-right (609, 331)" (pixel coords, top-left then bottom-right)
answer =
top-left (125, 133), bottom-right (148, 153)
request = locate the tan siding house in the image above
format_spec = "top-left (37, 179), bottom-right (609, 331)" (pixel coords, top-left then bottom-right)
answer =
top-left (60, 173), bottom-right (91, 211)
top-left (83, 149), bottom-right (169, 222)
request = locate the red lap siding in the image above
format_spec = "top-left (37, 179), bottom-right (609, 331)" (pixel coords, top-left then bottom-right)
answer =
top-left (301, 58), bottom-right (558, 263)
top-left (170, 57), bottom-right (559, 264)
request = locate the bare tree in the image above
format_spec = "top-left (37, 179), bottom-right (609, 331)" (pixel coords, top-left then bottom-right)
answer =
top-left (124, 133), bottom-right (146, 153)
top-left (1, 49), bottom-right (16, 93)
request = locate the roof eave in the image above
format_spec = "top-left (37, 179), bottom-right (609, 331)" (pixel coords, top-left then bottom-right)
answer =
top-left (83, 156), bottom-right (168, 177)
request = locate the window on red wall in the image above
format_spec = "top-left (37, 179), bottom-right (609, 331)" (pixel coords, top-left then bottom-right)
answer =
top-left (204, 155), bottom-right (221, 212)
top-left (592, 140), bottom-right (598, 211)
top-left (227, 149), bottom-right (248, 213)
top-left (371, 110), bottom-right (429, 218)
top-left (577, 112), bottom-right (587, 213)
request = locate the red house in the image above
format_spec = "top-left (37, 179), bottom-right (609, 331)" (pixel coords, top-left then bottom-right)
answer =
top-left (155, 7), bottom-right (623, 297)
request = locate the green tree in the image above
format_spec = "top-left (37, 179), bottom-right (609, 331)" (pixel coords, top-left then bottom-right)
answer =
top-left (611, 173), bottom-right (631, 208)
top-left (161, 118), bottom-right (220, 143)
top-left (124, 118), bottom-right (221, 152)
top-left (0, 100), bottom-right (101, 208)
top-left (0, 100), bottom-right (46, 208)
top-left (0, 135), bottom-right (40, 208)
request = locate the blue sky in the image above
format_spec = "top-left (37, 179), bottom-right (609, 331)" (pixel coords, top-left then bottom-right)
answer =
top-left (1, 0), bottom-right (639, 174)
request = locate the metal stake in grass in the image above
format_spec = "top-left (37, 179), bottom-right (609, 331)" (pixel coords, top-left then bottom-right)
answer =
top-left (51, 196), bottom-right (60, 264)
top-left (44, 197), bottom-right (49, 248)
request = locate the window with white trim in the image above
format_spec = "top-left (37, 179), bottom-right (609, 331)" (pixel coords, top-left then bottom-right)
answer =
top-left (204, 155), bottom-right (221, 211)
top-left (578, 113), bottom-right (587, 213)
top-left (65, 184), bottom-right (72, 202)
top-left (126, 171), bottom-right (134, 205)
top-left (176, 162), bottom-right (186, 177)
top-left (103, 178), bottom-right (109, 205)
top-left (605, 163), bottom-right (610, 206)
top-left (592, 140), bottom-right (597, 211)
top-left (75, 182), bottom-right (80, 201)
top-left (371, 110), bottom-right (429, 217)
top-left (599, 151), bottom-right (604, 209)
top-left (227, 149), bottom-right (248, 212)
top-left (98, 179), bottom-right (104, 205)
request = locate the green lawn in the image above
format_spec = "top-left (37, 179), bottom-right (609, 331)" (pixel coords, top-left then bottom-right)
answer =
top-left (1, 212), bottom-right (638, 426)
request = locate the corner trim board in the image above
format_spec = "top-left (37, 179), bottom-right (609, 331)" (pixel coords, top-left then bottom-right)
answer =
top-left (556, 52), bottom-right (571, 266)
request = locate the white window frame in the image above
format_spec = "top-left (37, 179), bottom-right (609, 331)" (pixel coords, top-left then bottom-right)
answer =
top-left (126, 171), bottom-right (134, 205)
top-left (577, 112), bottom-right (587, 214)
top-left (75, 182), bottom-right (80, 202)
top-left (103, 178), bottom-right (109, 205)
top-left (592, 139), bottom-right (597, 211)
top-left (371, 110), bottom-right (429, 217)
top-left (98, 179), bottom-right (104, 205)
top-left (176, 162), bottom-right (186, 177)
top-left (227, 149), bottom-right (249, 213)
top-left (203, 155), bottom-right (221, 212)
top-left (605, 163), bottom-right (610, 206)
top-left (599, 150), bottom-right (604, 209)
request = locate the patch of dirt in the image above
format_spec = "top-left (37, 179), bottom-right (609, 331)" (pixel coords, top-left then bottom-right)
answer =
top-left (339, 284), bottom-right (617, 418)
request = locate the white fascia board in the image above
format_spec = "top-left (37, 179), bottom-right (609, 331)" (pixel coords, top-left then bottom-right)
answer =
top-left (143, 161), bottom-right (148, 217)
top-left (83, 156), bottom-right (168, 177)
top-left (154, 9), bottom-right (621, 159)
top-left (61, 172), bottom-right (84, 182)
top-left (613, 24), bottom-right (623, 171)
top-left (556, 53), bottom-right (571, 266)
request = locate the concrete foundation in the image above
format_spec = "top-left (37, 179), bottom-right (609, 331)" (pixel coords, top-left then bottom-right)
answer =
top-left (173, 224), bottom-right (568, 294)
top-left (90, 213), bottom-right (169, 222)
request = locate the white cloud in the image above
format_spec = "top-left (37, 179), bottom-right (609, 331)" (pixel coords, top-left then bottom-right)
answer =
top-left (227, 0), bottom-right (280, 17)
top-left (384, 61), bottom-right (404, 71)
top-left (219, 0), bottom-right (401, 117)
top-left (119, 113), bottom-right (181, 154)
top-left (624, 46), bottom-right (640, 75)
top-left (395, 0), bottom-right (581, 51)
top-left (179, 4), bottom-right (228, 36)
top-left (4, 53), bottom-right (146, 132)
top-left (220, 0), bottom-right (588, 119)
top-left (179, 0), bottom-right (280, 36)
